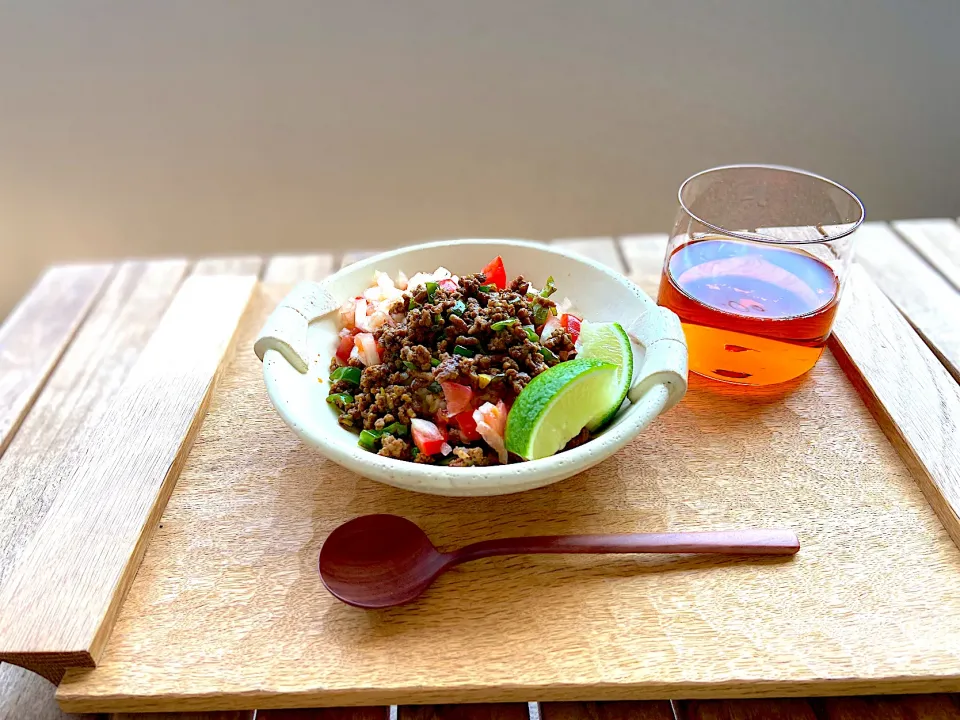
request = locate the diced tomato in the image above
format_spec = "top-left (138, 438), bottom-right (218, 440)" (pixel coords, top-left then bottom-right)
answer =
top-left (481, 256), bottom-right (507, 290)
top-left (411, 418), bottom-right (447, 456)
top-left (560, 314), bottom-right (581, 343)
top-left (354, 332), bottom-right (380, 366)
top-left (453, 411), bottom-right (482, 442)
top-left (441, 381), bottom-right (473, 416)
top-left (438, 278), bottom-right (458, 293)
top-left (336, 333), bottom-right (355, 363)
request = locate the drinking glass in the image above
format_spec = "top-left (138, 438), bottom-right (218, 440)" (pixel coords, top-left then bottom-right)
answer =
top-left (658, 164), bottom-right (864, 386)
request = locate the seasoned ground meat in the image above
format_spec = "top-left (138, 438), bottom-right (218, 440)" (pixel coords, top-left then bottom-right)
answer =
top-left (329, 270), bottom-right (585, 464)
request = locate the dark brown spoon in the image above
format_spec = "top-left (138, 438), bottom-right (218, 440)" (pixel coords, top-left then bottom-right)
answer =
top-left (318, 514), bottom-right (800, 609)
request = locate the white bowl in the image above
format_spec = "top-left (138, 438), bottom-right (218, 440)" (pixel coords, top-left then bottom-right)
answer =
top-left (255, 239), bottom-right (687, 496)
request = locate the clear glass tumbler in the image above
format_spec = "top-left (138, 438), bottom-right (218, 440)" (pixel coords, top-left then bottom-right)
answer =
top-left (657, 164), bottom-right (864, 386)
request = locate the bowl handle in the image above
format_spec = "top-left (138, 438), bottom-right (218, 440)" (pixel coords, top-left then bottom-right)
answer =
top-left (254, 281), bottom-right (339, 373)
top-left (625, 306), bottom-right (688, 411)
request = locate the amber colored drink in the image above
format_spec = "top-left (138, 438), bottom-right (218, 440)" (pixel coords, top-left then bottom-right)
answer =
top-left (658, 236), bottom-right (841, 385)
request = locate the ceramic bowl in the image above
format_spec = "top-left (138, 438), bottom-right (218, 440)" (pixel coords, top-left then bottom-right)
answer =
top-left (255, 239), bottom-right (687, 496)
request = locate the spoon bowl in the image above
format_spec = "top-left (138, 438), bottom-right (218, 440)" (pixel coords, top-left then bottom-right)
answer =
top-left (319, 514), bottom-right (801, 609)
top-left (320, 514), bottom-right (452, 609)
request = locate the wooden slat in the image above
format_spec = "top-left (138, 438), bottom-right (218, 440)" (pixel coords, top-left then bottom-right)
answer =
top-left (262, 254), bottom-right (337, 284)
top-left (0, 261), bottom-right (189, 590)
top-left (0, 263), bottom-right (112, 457)
top-left (852, 223), bottom-right (960, 383)
top-left (893, 218), bottom-right (960, 292)
top-left (0, 273), bottom-right (256, 679)
top-left (0, 261), bottom-right (186, 719)
top-left (399, 705), bottom-right (529, 720)
top-left (617, 234), bottom-right (669, 297)
top-left (679, 699), bottom-right (818, 719)
top-left (191, 256), bottom-right (263, 277)
top-left (551, 237), bottom-right (625, 272)
top-left (822, 694), bottom-right (960, 719)
top-left (830, 264), bottom-right (960, 549)
top-left (258, 708), bottom-right (388, 719)
top-left (541, 700), bottom-right (675, 719)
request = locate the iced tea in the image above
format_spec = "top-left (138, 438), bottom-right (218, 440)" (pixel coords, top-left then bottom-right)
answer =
top-left (658, 235), bottom-right (841, 385)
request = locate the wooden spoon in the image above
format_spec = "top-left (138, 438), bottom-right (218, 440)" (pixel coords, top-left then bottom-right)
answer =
top-left (319, 514), bottom-right (800, 609)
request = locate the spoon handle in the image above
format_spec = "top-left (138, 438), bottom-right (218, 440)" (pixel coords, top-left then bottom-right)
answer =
top-left (451, 529), bottom-right (799, 565)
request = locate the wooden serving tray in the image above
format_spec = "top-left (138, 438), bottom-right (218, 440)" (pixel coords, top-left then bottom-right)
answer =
top-left (56, 243), bottom-right (960, 713)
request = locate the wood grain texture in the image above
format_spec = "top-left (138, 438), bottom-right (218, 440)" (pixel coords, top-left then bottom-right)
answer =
top-left (262, 254), bottom-right (336, 284)
top-left (192, 256), bottom-right (264, 277)
top-left (0, 261), bottom-right (189, 591)
top-left (550, 238), bottom-right (625, 272)
top-left (0, 273), bottom-right (256, 678)
top-left (399, 705), bottom-right (528, 720)
top-left (893, 218), bottom-right (960, 292)
top-left (57, 276), bottom-right (960, 711)
top-left (821, 694), bottom-right (960, 719)
top-left (540, 701), bottom-right (674, 720)
top-left (257, 709), bottom-right (388, 719)
top-left (0, 261), bottom-right (188, 715)
top-left (851, 223), bottom-right (960, 382)
top-left (830, 265), bottom-right (960, 550)
top-left (617, 234), bottom-right (668, 297)
top-left (0, 263), bottom-right (112, 457)
top-left (678, 699), bottom-right (817, 720)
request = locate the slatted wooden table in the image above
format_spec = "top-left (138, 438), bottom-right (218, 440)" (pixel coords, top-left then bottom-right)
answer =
top-left (1, 222), bottom-right (959, 720)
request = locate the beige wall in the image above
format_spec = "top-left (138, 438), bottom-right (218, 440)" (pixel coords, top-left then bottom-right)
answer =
top-left (2, 1), bottom-right (959, 316)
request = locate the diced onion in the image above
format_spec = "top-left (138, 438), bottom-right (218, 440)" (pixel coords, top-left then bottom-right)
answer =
top-left (473, 401), bottom-right (508, 464)
top-left (354, 298), bottom-right (369, 331)
top-left (339, 300), bottom-right (357, 330)
top-left (354, 332), bottom-right (380, 366)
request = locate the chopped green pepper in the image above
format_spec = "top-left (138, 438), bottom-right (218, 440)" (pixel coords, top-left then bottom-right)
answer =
top-left (478, 283), bottom-right (496, 293)
top-left (450, 299), bottom-right (467, 316)
top-left (425, 281), bottom-right (438, 300)
top-left (540, 276), bottom-right (557, 298)
top-left (532, 301), bottom-right (549, 326)
top-left (522, 324), bottom-right (538, 342)
top-left (358, 429), bottom-right (382, 451)
top-left (491, 318), bottom-right (518, 331)
top-left (326, 393), bottom-right (354, 409)
top-left (330, 366), bottom-right (362, 384)
top-left (403, 360), bottom-right (419, 372)
top-left (409, 297), bottom-right (418, 310)
top-left (453, 344), bottom-right (475, 358)
top-left (540, 347), bottom-right (558, 362)
top-left (382, 422), bottom-right (409, 437)
top-left (430, 357), bottom-right (441, 367)
top-left (411, 447), bottom-right (420, 459)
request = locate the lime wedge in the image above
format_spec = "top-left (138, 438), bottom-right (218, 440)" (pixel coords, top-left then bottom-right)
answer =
top-left (577, 321), bottom-right (634, 431)
top-left (505, 358), bottom-right (619, 461)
